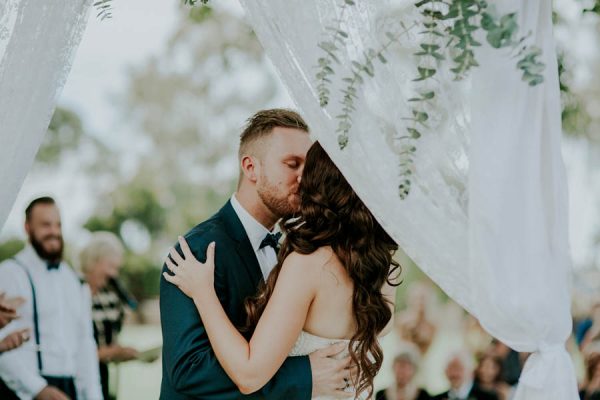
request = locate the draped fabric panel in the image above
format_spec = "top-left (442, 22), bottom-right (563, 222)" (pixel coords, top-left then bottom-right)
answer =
top-left (0, 0), bottom-right (91, 229)
top-left (239, 1), bottom-right (577, 398)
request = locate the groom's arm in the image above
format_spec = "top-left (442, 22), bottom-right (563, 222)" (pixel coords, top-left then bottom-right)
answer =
top-left (160, 235), bottom-right (312, 400)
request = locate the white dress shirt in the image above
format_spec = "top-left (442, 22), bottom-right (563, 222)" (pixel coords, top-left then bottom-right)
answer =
top-left (230, 194), bottom-right (279, 279)
top-left (0, 245), bottom-right (102, 400)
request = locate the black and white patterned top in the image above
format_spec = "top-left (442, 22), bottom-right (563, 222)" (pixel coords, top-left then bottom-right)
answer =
top-left (91, 287), bottom-right (124, 348)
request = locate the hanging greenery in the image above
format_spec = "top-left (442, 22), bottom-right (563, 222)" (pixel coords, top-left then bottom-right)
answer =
top-left (312, 0), bottom-right (546, 198)
top-left (103, 0), bottom-right (600, 197)
top-left (93, 0), bottom-right (113, 21)
top-left (95, 0), bottom-right (209, 20)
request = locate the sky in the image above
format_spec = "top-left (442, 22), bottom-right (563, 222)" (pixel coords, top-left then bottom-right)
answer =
top-left (1, 0), bottom-right (599, 271)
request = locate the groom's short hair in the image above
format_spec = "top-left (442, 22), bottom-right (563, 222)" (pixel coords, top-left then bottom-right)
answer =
top-left (238, 109), bottom-right (309, 160)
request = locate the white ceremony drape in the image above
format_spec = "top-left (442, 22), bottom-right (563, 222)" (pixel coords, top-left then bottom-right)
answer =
top-left (0, 0), bottom-right (91, 230)
top-left (240, 0), bottom-right (578, 398)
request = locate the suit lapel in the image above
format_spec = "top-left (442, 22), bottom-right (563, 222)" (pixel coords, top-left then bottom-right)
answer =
top-left (218, 201), bottom-right (264, 287)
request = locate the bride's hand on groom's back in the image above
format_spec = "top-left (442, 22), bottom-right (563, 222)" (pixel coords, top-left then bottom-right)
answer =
top-left (163, 237), bottom-right (216, 300)
top-left (309, 342), bottom-right (355, 398)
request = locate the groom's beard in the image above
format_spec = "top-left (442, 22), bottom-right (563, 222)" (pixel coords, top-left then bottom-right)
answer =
top-left (257, 180), bottom-right (299, 219)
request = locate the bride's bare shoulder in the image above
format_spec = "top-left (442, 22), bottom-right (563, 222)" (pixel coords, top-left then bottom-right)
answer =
top-left (281, 247), bottom-right (339, 276)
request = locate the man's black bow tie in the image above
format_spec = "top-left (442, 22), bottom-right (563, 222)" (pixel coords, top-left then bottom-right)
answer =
top-left (260, 232), bottom-right (282, 250)
top-left (46, 261), bottom-right (60, 271)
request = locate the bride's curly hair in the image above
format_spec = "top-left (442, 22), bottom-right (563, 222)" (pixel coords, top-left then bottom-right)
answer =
top-left (244, 141), bottom-right (401, 398)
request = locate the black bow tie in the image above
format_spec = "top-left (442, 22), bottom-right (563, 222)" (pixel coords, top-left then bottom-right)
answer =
top-left (259, 232), bottom-right (282, 251)
top-left (46, 261), bottom-right (60, 271)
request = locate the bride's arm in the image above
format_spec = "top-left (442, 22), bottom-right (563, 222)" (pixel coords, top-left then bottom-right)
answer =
top-left (163, 237), bottom-right (317, 394)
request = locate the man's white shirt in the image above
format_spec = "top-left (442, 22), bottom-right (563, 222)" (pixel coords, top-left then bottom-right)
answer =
top-left (0, 245), bottom-right (102, 400)
top-left (230, 194), bottom-right (279, 279)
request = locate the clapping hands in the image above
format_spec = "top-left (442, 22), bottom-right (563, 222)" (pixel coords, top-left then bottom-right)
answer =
top-left (0, 292), bottom-right (25, 328)
top-left (0, 292), bottom-right (30, 354)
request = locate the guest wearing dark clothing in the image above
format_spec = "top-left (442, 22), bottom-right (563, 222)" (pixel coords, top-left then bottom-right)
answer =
top-left (377, 388), bottom-right (431, 400)
top-left (474, 353), bottom-right (512, 400)
top-left (489, 340), bottom-right (522, 386)
top-left (433, 351), bottom-right (499, 400)
top-left (580, 390), bottom-right (600, 400)
top-left (432, 384), bottom-right (498, 400)
top-left (580, 352), bottom-right (600, 400)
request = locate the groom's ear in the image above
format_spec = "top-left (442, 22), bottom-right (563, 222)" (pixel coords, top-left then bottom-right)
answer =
top-left (240, 155), bottom-right (258, 183)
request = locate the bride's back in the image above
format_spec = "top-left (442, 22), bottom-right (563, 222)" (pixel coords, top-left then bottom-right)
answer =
top-left (298, 246), bottom-right (357, 340)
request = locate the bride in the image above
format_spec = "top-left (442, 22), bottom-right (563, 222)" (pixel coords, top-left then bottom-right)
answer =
top-left (163, 142), bottom-right (401, 399)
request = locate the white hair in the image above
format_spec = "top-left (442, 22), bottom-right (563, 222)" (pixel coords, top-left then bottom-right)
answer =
top-left (393, 345), bottom-right (421, 368)
top-left (80, 231), bottom-right (124, 272)
top-left (446, 349), bottom-right (475, 373)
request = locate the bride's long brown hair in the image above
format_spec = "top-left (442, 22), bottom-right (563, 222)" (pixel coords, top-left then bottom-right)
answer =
top-left (244, 141), bottom-right (401, 398)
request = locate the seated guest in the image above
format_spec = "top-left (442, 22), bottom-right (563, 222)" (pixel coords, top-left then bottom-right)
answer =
top-left (376, 348), bottom-right (431, 400)
top-left (474, 353), bottom-right (512, 400)
top-left (0, 197), bottom-right (102, 400)
top-left (433, 351), bottom-right (499, 400)
top-left (80, 231), bottom-right (139, 400)
top-left (580, 352), bottom-right (600, 400)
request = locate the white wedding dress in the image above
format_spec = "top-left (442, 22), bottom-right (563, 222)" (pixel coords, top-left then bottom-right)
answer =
top-left (289, 330), bottom-right (368, 400)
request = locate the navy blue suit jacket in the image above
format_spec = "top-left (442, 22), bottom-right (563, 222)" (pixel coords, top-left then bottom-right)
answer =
top-left (160, 201), bottom-right (312, 399)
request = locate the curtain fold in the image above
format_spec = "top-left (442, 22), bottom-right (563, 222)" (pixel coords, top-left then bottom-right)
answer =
top-left (468, 2), bottom-right (576, 398)
top-left (0, 0), bottom-right (91, 230)
top-left (239, 0), bottom-right (577, 397)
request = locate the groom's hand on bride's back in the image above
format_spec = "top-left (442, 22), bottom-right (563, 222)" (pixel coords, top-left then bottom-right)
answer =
top-left (309, 342), bottom-right (354, 398)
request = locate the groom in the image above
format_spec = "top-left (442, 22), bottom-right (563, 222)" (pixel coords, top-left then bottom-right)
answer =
top-left (160, 109), bottom-right (351, 399)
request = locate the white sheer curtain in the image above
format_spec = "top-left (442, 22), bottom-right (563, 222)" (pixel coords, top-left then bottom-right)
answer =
top-left (0, 0), bottom-right (91, 229)
top-left (240, 0), bottom-right (578, 398)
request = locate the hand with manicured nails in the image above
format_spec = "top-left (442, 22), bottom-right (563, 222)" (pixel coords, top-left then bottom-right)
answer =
top-left (163, 237), bottom-right (216, 301)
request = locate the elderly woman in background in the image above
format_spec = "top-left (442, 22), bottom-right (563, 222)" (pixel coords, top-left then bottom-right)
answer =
top-left (376, 348), bottom-right (432, 400)
top-left (80, 231), bottom-right (139, 400)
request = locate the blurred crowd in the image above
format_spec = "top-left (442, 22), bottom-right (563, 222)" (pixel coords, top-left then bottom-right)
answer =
top-left (377, 282), bottom-right (600, 400)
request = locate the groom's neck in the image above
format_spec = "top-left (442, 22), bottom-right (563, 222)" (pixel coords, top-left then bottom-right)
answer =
top-left (235, 187), bottom-right (278, 230)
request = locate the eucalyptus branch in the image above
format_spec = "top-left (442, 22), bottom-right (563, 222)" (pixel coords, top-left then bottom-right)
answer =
top-left (335, 23), bottom-right (417, 150)
top-left (315, 0), bottom-right (356, 107)
top-left (480, 10), bottom-right (544, 86)
top-left (183, 0), bottom-right (210, 5)
top-left (446, 0), bottom-right (483, 80)
top-left (396, 0), bottom-right (445, 198)
top-left (94, 0), bottom-right (209, 21)
top-left (94, 0), bottom-right (113, 21)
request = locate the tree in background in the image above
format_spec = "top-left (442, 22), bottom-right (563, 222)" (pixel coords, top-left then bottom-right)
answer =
top-left (81, 4), bottom-right (282, 300)
top-left (556, 1), bottom-right (600, 140)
